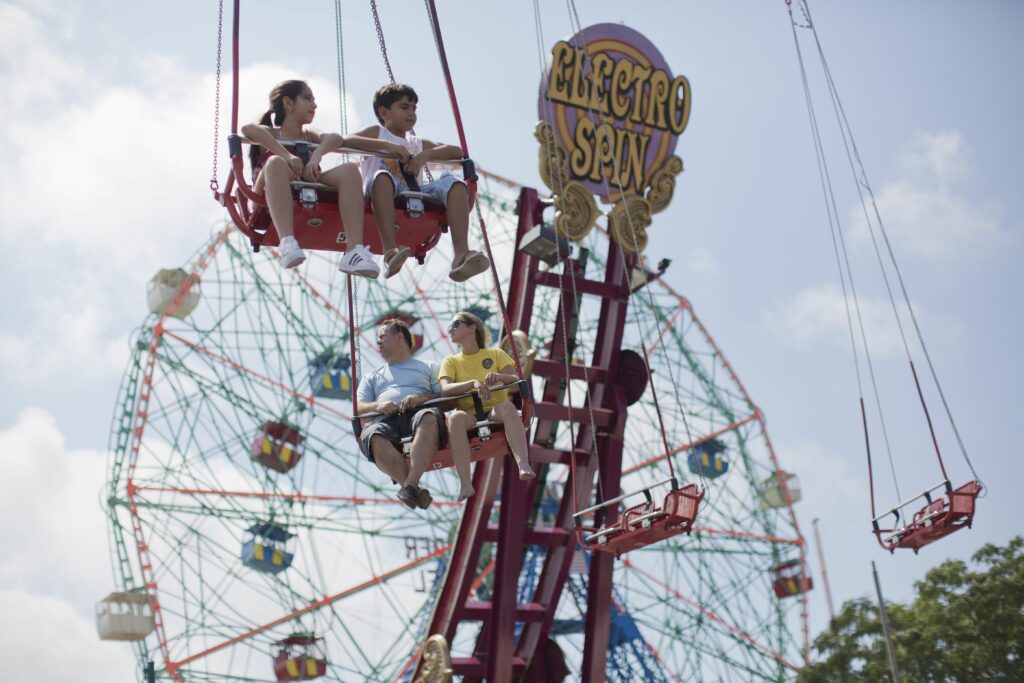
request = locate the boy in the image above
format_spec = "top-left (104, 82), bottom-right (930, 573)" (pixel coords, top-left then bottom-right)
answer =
top-left (346, 83), bottom-right (490, 280)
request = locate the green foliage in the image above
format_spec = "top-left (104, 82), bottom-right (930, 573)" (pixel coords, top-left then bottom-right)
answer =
top-left (798, 537), bottom-right (1024, 682)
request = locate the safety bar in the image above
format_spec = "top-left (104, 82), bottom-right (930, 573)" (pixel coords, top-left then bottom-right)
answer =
top-left (872, 479), bottom-right (951, 528)
top-left (573, 477), bottom-right (677, 521)
top-left (350, 379), bottom-right (529, 436)
top-left (227, 134), bottom-right (476, 177)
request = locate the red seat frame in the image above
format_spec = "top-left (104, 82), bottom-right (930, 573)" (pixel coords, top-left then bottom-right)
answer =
top-left (588, 483), bottom-right (704, 557)
top-left (877, 480), bottom-right (982, 553)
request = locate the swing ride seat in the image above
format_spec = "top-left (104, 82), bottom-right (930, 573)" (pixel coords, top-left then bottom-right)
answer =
top-left (874, 479), bottom-right (982, 554)
top-left (221, 135), bottom-right (477, 263)
top-left (352, 380), bottom-right (531, 473)
top-left (579, 481), bottom-right (704, 557)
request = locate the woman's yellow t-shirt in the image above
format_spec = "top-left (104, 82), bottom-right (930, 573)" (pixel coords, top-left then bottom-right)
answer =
top-left (438, 348), bottom-right (516, 413)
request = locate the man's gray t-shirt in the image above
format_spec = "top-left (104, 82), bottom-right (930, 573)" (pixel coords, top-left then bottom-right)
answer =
top-left (357, 359), bottom-right (440, 421)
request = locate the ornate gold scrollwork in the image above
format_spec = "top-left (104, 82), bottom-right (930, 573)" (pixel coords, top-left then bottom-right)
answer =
top-left (607, 195), bottom-right (653, 255)
top-left (554, 181), bottom-right (600, 241)
top-left (500, 330), bottom-right (538, 379)
top-left (413, 634), bottom-right (453, 683)
top-left (535, 122), bottom-right (600, 243)
top-left (535, 122), bottom-right (569, 192)
top-left (645, 155), bottom-right (684, 215)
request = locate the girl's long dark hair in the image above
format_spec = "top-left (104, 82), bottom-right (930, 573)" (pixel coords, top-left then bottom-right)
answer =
top-left (249, 80), bottom-right (309, 173)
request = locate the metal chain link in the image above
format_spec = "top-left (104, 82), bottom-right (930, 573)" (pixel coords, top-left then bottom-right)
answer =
top-left (370, 0), bottom-right (396, 83)
top-left (209, 0), bottom-right (224, 193)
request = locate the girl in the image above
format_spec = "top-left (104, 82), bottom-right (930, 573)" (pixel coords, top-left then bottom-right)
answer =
top-left (242, 80), bottom-right (382, 277)
top-left (438, 311), bottom-right (535, 501)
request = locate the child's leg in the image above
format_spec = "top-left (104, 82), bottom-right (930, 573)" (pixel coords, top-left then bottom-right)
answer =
top-left (320, 163), bottom-right (365, 247)
top-left (446, 182), bottom-right (470, 262)
top-left (446, 410), bottom-right (477, 500)
top-left (370, 173), bottom-right (398, 253)
top-left (261, 156), bottom-right (297, 239)
top-left (492, 400), bottom-right (534, 480)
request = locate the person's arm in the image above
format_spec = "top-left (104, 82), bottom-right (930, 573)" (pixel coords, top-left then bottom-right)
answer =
top-left (241, 123), bottom-right (303, 178)
top-left (356, 373), bottom-right (399, 417)
top-left (304, 132), bottom-right (345, 182)
top-left (398, 391), bottom-right (437, 413)
top-left (483, 365), bottom-right (520, 387)
top-left (440, 376), bottom-right (491, 403)
top-left (404, 138), bottom-right (463, 177)
top-left (342, 125), bottom-right (411, 163)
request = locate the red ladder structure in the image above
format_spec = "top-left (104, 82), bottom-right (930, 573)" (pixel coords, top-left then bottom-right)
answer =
top-left (417, 188), bottom-right (637, 681)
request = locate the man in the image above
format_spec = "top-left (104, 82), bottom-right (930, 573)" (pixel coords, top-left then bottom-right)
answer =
top-left (356, 319), bottom-right (445, 509)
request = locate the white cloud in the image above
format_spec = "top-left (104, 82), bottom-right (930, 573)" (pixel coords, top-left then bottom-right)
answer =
top-left (0, 407), bottom-right (139, 681)
top-left (766, 283), bottom-right (913, 357)
top-left (685, 246), bottom-right (718, 279)
top-left (0, 3), bottom-right (358, 384)
top-left (848, 131), bottom-right (1002, 259)
top-left (0, 589), bottom-right (139, 683)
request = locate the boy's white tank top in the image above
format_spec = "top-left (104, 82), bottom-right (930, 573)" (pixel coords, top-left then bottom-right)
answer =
top-left (359, 126), bottom-right (426, 186)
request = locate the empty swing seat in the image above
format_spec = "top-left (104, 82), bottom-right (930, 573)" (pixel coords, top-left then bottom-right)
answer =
top-left (588, 484), bottom-right (705, 556)
top-left (879, 480), bottom-right (982, 553)
top-left (251, 421), bottom-right (304, 473)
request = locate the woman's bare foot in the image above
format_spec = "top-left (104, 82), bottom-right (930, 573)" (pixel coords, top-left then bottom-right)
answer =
top-left (518, 466), bottom-right (536, 481)
top-left (457, 485), bottom-right (476, 502)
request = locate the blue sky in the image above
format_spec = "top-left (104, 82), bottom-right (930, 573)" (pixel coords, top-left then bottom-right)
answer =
top-left (1, 1), bottom-right (1021, 680)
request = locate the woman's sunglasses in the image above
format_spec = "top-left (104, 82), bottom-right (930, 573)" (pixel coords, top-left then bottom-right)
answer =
top-left (447, 319), bottom-right (467, 333)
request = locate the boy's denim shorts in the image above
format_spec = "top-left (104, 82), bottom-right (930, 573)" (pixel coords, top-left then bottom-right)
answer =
top-left (365, 170), bottom-right (465, 207)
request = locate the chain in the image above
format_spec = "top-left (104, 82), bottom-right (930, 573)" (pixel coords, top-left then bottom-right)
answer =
top-left (335, 0), bottom-right (349, 136)
top-left (370, 0), bottom-right (396, 83)
top-left (209, 0), bottom-right (224, 193)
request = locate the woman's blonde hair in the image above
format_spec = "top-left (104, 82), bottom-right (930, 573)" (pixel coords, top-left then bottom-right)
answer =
top-left (454, 311), bottom-right (489, 348)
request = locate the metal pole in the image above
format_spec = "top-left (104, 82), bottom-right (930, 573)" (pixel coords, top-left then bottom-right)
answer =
top-left (871, 561), bottom-right (902, 683)
top-left (812, 518), bottom-right (835, 619)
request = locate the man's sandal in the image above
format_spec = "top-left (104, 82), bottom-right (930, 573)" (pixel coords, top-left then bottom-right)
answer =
top-left (397, 485), bottom-right (419, 509)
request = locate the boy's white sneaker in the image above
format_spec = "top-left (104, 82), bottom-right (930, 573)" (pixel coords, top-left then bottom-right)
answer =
top-left (278, 236), bottom-right (306, 269)
top-left (338, 245), bottom-right (380, 279)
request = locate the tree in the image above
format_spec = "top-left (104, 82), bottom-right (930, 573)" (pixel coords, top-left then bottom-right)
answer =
top-left (798, 536), bottom-right (1023, 682)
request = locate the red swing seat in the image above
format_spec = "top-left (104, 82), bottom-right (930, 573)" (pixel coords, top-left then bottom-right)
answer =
top-left (875, 480), bottom-right (982, 554)
top-left (221, 135), bottom-right (476, 262)
top-left (583, 483), bottom-right (704, 557)
top-left (352, 381), bottom-right (531, 473)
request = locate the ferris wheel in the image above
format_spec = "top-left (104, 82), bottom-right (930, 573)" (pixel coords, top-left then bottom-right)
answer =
top-left (100, 180), bottom-right (810, 682)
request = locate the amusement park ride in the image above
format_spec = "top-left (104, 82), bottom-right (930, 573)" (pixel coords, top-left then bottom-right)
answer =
top-left (97, 1), bottom-right (981, 682)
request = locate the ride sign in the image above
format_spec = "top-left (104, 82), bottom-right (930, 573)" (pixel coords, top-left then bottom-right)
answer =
top-left (537, 23), bottom-right (688, 252)
top-left (539, 23), bottom-right (689, 203)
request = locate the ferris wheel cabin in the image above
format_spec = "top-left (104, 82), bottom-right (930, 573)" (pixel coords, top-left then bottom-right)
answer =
top-left (251, 421), bottom-right (305, 473)
top-left (95, 591), bottom-right (155, 641)
top-left (308, 351), bottom-right (352, 400)
top-left (241, 523), bottom-right (295, 574)
top-left (272, 633), bottom-right (328, 681)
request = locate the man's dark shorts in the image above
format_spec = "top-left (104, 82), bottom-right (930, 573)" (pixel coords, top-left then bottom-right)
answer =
top-left (360, 407), bottom-right (447, 462)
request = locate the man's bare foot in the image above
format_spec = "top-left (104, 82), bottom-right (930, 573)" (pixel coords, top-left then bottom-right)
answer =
top-left (457, 485), bottom-right (476, 502)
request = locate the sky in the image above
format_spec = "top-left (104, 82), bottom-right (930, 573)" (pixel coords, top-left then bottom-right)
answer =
top-left (1, 1), bottom-right (1021, 681)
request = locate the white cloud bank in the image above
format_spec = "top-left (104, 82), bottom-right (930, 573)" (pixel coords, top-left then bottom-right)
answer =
top-left (0, 2), bottom-right (354, 385)
top-left (0, 407), bottom-right (139, 682)
top-left (848, 130), bottom-right (1003, 260)
top-left (765, 282), bottom-right (917, 358)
